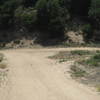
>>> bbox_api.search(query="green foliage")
[71,64,86,77]
[89,0,100,28]
[36,0,70,37]
[0,0,21,29]
[71,50,92,56]
[0,0,99,40]
[15,7,37,30]
[35,0,48,25]
[82,24,92,39]
[80,53,100,67]
[22,0,38,7]
[71,0,91,16]
[48,0,70,34]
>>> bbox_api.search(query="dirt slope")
[0,47,100,100]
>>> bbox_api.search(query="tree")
[0,0,23,29]
[15,7,37,30]
[89,0,100,28]
[36,0,70,37]
[71,0,91,16]
[22,0,38,7]
[36,0,48,26]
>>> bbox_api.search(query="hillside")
[0,0,100,47]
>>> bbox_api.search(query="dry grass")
[0,63,7,69]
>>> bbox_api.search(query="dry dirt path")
[0,47,100,100]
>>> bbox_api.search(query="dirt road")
[0,48,100,100]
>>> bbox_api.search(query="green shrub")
[81,53,100,67]
[15,7,37,30]
[0,0,21,29]
[82,24,92,33]
[72,0,91,16]
[71,50,91,56]
[36,0,70,37]
[82,24,92,39]
[22,0,38,7]
[93,53,100,60]
[89,0,100,28]
[71,64,86,77]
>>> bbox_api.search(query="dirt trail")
[0,47,100,100]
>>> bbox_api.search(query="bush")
[36,0,70,37]
[82,24,92,39]
[22,0,38,7]
[71,50,92,56]
[71,64,86,77]
[0,0,21,29]
[80,53,100,67]
[15,7,37,30]
[71,0,91,16]
[89,0,100,28]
